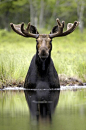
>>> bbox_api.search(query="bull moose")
[10,18,79,90]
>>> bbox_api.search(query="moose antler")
[49,18,79,38]
[10,22,39,38]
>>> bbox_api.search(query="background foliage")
[0,0,86,32]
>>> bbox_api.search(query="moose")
[10,18,79,90]
[10,18,79,119]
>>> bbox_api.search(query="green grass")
[52,35,86,81]
[0,29,86,87]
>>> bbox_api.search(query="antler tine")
[62,21,65,28]
[56,18,65,32]
[56,18,62,26]
[10,23,26,37]
[49,18,79,38]
[26,22,31,31]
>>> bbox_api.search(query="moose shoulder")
[10,18,79,89]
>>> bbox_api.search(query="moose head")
[10,18,79,62]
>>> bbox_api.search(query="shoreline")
[0,74,86,89]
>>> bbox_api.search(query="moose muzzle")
[38,47,49,60]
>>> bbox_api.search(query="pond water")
[0,86,86,130]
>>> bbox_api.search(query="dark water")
[0,87,86,130]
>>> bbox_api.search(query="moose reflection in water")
[24,88,60,120]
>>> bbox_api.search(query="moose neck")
[35,52,51,73]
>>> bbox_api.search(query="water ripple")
[0,86,86,91]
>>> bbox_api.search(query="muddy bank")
[0,74,86,89]
[59,74,85,86]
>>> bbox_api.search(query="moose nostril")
[42,50,46,55]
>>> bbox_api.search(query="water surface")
[0,86,86,130]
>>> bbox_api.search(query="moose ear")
[50,25,59,34]
[30,25,39,34]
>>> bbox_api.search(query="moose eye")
[36,40,39,44]
[50,40,52,44]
